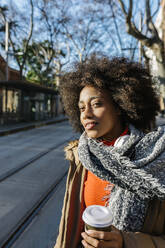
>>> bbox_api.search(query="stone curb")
[0,117,68,137]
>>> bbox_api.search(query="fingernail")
[81,240,85,246]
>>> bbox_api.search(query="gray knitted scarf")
[78,124,165,232]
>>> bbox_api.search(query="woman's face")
[79,86,123,140]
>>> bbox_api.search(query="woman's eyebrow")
[78,96,102,104]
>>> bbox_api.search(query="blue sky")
[1,0,22,9]
[0,0,162,71]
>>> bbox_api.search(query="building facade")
[0,56,62,124]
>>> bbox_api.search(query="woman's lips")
[85,122,98,130]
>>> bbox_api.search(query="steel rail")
[0,135,75,183]
[0,134,77,247]
[1,172,67,248]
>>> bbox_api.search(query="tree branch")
[117,0,162,49]
[22,0,34,70]
[145,0,159,37]
[151,0,161,19]
[117,0,127,16]
[63,24,82,61]
[109,0,123,53]
[128,0,133,21]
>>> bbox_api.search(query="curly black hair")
[59,55,160,133]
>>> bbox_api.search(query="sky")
[0,0,162,71]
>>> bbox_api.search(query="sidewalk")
[0,114,68,136]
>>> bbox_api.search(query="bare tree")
[59,1,106,63]
[36,0,71,85]
[117,0,165,79]
[0,0,34,79]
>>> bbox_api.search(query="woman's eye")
[79,106,85,112]
[92,102,102,107]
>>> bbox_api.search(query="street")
[0,120,79,248]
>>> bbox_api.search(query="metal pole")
[139,12,142,64]
[5,21,9,81]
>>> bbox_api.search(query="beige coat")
[55,140,165,248]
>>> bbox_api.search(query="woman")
[55,55,165,248]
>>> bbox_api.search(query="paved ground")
[0,114,68,136]
[0,120,79,248]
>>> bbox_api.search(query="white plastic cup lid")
[82,205,113,228]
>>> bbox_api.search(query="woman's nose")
[83,106,93,119]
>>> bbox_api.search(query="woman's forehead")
[79,86,104,101]
[80,85,110,97]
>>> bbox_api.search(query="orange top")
[84,127,128,207]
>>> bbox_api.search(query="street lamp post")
[5,21,9,81]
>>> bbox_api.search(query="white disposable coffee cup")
[82,205,113,232]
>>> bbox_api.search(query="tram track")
[1,172,67,248]
[0,135,76,248]
[0,135,75,183]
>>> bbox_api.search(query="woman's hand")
[81,226,123,248]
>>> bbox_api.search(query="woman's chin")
[85,130,100,139]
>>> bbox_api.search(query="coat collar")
[64,140,80,165]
